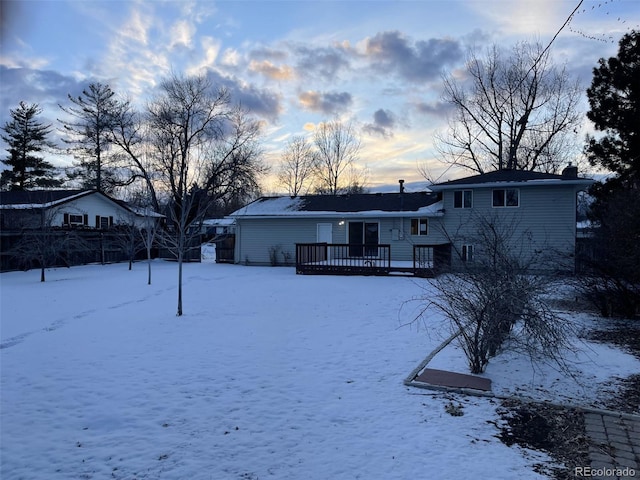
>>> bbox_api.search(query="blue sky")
[1,0,639,191]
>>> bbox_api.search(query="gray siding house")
[230,167,594,273]
[428,167,594,271]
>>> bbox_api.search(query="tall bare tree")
[276,135,316,196]
[437,42,582,174]
[312,119,362,195]
[108,97,161,212]
[200,104,266,212]
[147,73,230,316]
[59,82,123,192]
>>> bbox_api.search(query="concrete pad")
[415,368,492,392]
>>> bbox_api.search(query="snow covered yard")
[0,259,636,479]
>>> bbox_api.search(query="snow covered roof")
[0,189,164,218]
[0,190,92,209]
[429,169,594,191]
[230,192,444,218]
[202,217,236,226]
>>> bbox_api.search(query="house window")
[96,216,113,229]
[462,244,474,262]
[454,190,473,208]
[411,218,429,236]
[68,214,84,226]
[492,189,519,207]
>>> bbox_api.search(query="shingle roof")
[433,170,564,186]
[232,192,442,217]
[0,190,89,206]
[429,169,594,190]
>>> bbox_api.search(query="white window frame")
[410,218,429,236]
[453,190,473,209]
[68,214,84,226]
[461,244,474,262]
[492,188,520,208]
[97,216,112,229]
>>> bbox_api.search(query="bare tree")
[437,42,582,174]
[108,98,162,212]
[147,73,230,316]
[312,119,362,195]
[276,135,316,196]
[200,104,266,211]
[139,207,160,286]
[9,205,82,282]
[411,214,573,374]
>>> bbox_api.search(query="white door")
[317,223,332,260]
[317,223,332,243]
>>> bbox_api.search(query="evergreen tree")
[585,30,640,188]
[1,102,62,190]
[582,30,640,318]
[59,82,121,192]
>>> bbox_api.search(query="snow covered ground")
[1,254,637,479]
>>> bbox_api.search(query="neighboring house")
[0,189,162,230]
[230,166,594,274]
[201,217,236,237]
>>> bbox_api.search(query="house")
[230,188,447,273]
[0,190,165,271]
[230,166,594,275]
[0,189,162,230]
[428,166,595,272]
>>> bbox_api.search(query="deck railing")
[295,242,451,277]
[296,243,391,275]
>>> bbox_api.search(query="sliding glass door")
[348,221,379,257]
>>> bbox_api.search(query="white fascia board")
[429,178,595,191]
[232,210,445,220]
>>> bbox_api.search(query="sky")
[1,0,639,192]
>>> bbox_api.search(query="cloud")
[169,20,195,50]
[363,31,462,82]
[0,66,86,110]
[249,60,294,81]
[298,90,352,115]
[363,108,397,138]
[203,70,282,121]
[294,44,351,80]
[414,100,452,118]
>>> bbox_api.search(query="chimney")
[399,179,405,193]
[561,163,578,179]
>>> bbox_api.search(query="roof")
[0,189,89,206]
[0,190,94,209]
[231,192,443,218]
[429,169,594,190]
[0,189,164,217]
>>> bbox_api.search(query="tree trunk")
[177,251,183,316]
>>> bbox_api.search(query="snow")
[230,196,444,218]
[1,257,637,479]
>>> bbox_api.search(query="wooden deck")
[295,243,451,277]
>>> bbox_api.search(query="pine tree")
[1,102,62,190]
[59,82,121,192]
[582,30,640,318]
[585,30,640,188]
